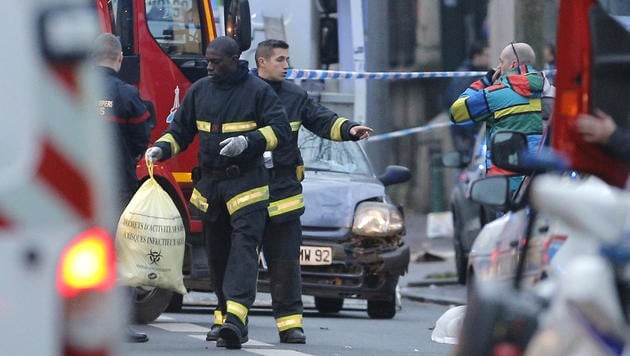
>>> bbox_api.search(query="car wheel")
[367,297,396,319]
[314,297,344,314]
[164,292,183,313]
[452,209,468,285]
[466,269,477,304]
[453,237,467,285]
[133,287,173,324]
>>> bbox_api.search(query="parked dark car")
[136,129,411,322]
[257,128,412,319]
[442,126,497,284]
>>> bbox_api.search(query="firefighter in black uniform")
[93,33,152,343]
[145,36,290,350]
[254,39,372,344]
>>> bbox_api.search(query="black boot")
[218,314,248,349]
[205,323,221,341]
[279,327,306,344]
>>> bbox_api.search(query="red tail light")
[56,227,116,298]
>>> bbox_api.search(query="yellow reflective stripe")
[197,121,211,132]
[190,188,209,212]
[156,133,181,155]
[494,98,542,120]
[290,121,302,132]
[213,310,224,325]
[330,117,348,141]
[226,186,269,215]
[222,121,257,133]
[296,165,304,182]
[450,97,471,123]
[226,301,248,325]
[200,0,214,39]
[172,172,192,183]
[258,126,279,150]
[276,314,303,331]
[268,194,304,217]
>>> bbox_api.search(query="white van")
[0,2,121,355]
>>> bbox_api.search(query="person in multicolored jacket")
[449,42,545,190]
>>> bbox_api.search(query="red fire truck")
[552,0,630,187]
[96,0,252,323]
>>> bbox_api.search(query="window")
[145,0,203,55]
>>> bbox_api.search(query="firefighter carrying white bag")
[116,159,187,294]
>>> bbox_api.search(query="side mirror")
[469,176,511,208]
[378,165,411,186]
[224,0,252,52]
[441,151,471,169]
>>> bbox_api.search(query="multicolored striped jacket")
[449,64,544,174]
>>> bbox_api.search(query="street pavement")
[399,211,467,306]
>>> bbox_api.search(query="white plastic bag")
[115,160,187,294]
[431,305,466,344]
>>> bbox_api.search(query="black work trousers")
[262,218,303,319]
[204,208,266,317]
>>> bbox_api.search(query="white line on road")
[149,322,209,333]
[247,349,313,356]
[188,334,273,347]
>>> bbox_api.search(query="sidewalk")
[398,212,467,306]
[399,252,467,306]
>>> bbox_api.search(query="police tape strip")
[285,68,555,141]
[286,69,486,80]
[286,68,556,80]
[368,121,452,142]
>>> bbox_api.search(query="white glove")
[219,135,248,157]
[145,146,163,163]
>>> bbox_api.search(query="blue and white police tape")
[286,68,486,80]
[286,68,556,80]
[368,122,452,142]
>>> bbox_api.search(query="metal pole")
[364,0,391,172]
[514,0,546,68]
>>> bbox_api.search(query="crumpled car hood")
[300,171,386,228]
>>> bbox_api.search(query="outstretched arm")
[349,125,373,140]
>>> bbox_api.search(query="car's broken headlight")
[352,201,404,237]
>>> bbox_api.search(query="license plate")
[299,246,332,266]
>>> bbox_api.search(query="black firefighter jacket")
[96,66,151,201]
[261,78,361,223]
[154,61,290,218]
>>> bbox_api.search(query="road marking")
[149,322,208,333]
[247,349,312,356]
[188,334,273,346]
[148,320,310,353]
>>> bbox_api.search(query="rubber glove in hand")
[219,135,248,157]
[145,146,163,163]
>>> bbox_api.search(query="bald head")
[206,36,241,58]
[205,36,242,82]
[501,42,536,66]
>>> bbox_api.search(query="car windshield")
[298,127,373,175]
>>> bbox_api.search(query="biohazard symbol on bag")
[147,249,163,264]
[115,159,187,294]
